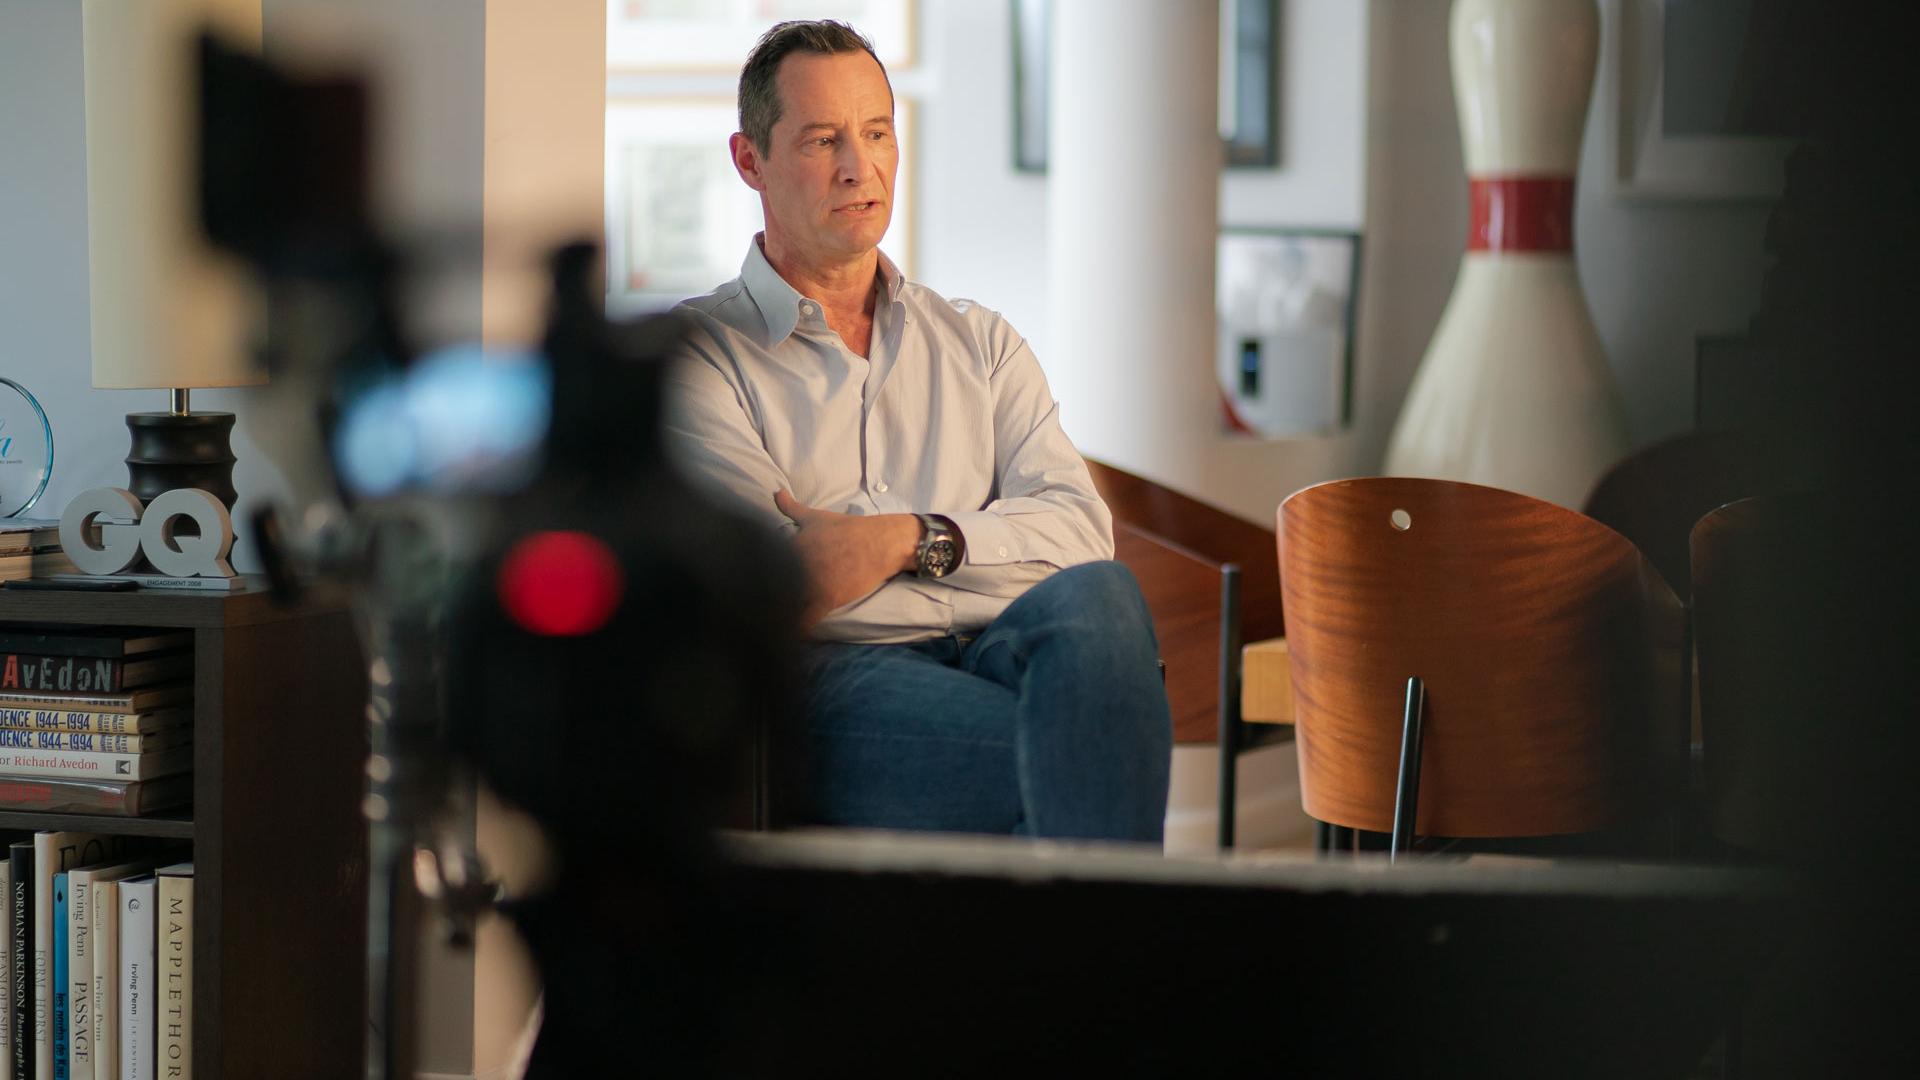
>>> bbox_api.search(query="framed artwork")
[1012,0,1279,173]
[605,98,914,312]
[1215,229,1360,439]
[607,0,914,73]
[1611,0,1795,200]
[1220,0,1281,167]
[1010,0,1047,172]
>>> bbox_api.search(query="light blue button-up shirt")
[665,239,1114,644]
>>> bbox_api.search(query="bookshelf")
[0,583,368,1078]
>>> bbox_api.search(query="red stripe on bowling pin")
[1468,176,1575,253]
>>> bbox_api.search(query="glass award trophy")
[0,377,53,517]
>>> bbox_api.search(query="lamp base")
[126,411,238,508]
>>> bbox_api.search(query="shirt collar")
[738,235,906,347]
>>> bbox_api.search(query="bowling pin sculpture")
[1383,0,1626,508]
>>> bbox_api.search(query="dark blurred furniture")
[1690,491,1920,857]
[1084,458,1287,848]
[1279,478,1687,850]
[567,829,1780,1079]
[1581,428,1810,598]
[1690,491,1920,1078]
[1583,428,1834,858]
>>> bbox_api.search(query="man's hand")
[775,490,922,625]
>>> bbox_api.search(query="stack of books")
[0,522,72,584]
[0,831,192,1080]
[0,629,193,817]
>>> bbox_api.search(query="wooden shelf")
[0,807,194,838]
[0,585,368,1078]
[0,577,326,629]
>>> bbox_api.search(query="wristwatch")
[913,514,962,579]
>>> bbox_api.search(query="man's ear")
[730,132,768,193]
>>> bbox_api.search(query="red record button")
[496,530,625,637]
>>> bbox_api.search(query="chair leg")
[1390,676,1428,862]
[1218,707,1239,850]
[1217,564,1244,851]
[751,712,772,832]
[1329,825,1354,854]
[1724,999,1744,1080]
[1314,819,1333,853]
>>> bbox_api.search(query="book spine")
[0,779,190,819]
[153,879,187,1080]
[32,838,48,1080]
[0,635,181,662]
[0,712,188,737]
[116,883,153,1080]
[36,836,109,1080]
[49,877,62,1080]
[0,751,189,784]
[0,660,123,698]
[0,702,136,719]
[0,859,10,1065]
[10,843,27,1080]
[0,645,116,663]
[87,886,114,1080]
[65,875,89,1080]
[0,733,183,757]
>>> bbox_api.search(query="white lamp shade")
[84,0,266,390]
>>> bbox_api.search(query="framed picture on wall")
[605,97,915,312]
[607,0,914,73]
[1012,0,1279,173]
[1215,228,1360,439]
[1610,0,1795,200]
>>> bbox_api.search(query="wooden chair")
[1278,477,1687,852]
[1690,491,1920,858]
[1581,428,1813,598]
[1085,459,1287,848]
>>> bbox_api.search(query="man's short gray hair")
[738,20,892,154]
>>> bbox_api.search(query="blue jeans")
[797,561,1173,842]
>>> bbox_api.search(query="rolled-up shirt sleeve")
[940,316,1113,598]
[661,327,795,535]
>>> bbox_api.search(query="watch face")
[922,536,957,577]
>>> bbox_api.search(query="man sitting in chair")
[664,20,1171,841]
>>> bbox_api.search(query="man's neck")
[760,234,880,321]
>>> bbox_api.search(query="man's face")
[732,50,897,267]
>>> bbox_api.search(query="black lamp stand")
[125,388,239,509]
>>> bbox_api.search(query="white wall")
[1577,167,1774,444]
[919,0,1365,370]
[917,0,1768,525]
[0,0,123,525]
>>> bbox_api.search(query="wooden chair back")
[1691,491,1920,856]
[1087,459,1284,745]
[1581,428,1811,597]
[1278,477,1686,837]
